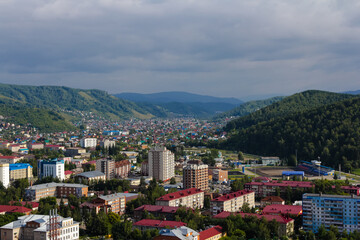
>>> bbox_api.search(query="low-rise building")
[156,188,204,209]
[75,171,106,183]
[260,196,285,207]
[25,183,88,201]
[263,204,302,217]
[0,214,79,240]
[199,225,225,240]
[65,147,86,158]
[26,143,44,150]
[9,163,33,181]
[210,190,255,215]
[134,205,186,220]
[0,205,32,215]
[0,156,23,164]
[133,219,186,231]
[154,226,199,240]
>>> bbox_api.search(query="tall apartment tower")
[0,163,9,188]
[38,159,65,181]
[183,164,208,191]
[96,159,115,180]
[148,146,175,181]
[303,193,360,233]
[80,138,97,148]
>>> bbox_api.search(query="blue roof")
[282,171,304,176]
[10,163,32,171]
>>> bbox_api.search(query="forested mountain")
[213,96,285,120]
[225,90,355,131]
[224,96,360,171]
[0,83,166,120]
[0,100,75,132]
[114,91,243,104]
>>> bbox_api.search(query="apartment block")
[25,182,88,201]
[0,163,9,188]
[9,163,33,181]
[156,188,204,209]
[148,146,175,181]
[80,138,97,148]
[183,164,208,191]
[100,139,116,149]
[303,193,360,233]
[96,158,115,180]
[0,214,79,240]
[114,160,131,178]
[38,159,65,181]
[26,143,44,150]
[212,169,228,182]
[210,190,255,215]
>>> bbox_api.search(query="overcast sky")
[0,0,360,100]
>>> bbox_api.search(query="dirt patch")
[251,167,296,178]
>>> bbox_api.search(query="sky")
[0,0,360,100]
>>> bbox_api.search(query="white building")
[38,159,65,181]
[0,163,9,188]
[148,146,175,181]
[0,214,79,240]
[80,138,97,148]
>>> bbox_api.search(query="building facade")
[0,163,9,188]
[100,139,116,149]
[38,159,65,181]
[9,163,33,181]
[210,190,255,215]
[114,160,131,178]
[183,164,208,191]
[80,138,97,148]
[303,193,360,233]
[156,188,204,209]
[25,183,88,201]
[96,159,115,180]
[148,146,175,181]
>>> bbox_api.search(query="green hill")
[225,90,355,131]
[214,96,285,120]
[0,83,166,120]
[0,100,75,132]
[224,96,360,171]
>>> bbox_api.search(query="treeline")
[225,90,354,131]
[224,96,360,171]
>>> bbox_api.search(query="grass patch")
[352,168,360,176]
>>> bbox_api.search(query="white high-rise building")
[0,163,9,188]
[38,159,65,181]
[148,146,175,181]
[80,138,97,148]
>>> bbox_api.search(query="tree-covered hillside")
[224,97,360,171]
[214,96,285,120]
[0,84,166,120]
[225,90,355,131]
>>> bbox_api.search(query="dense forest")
[224,90,355,131]
[214,96,284,120]
[223,96,360,171]
[0,83,167,120]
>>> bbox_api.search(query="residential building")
[65,147,86,158]
[154,226,199,240]
[96,159,115,180]
[244,180,314,198]
[183,164,208,191]
[263,204,302,217]
[0,156,22,164]
[0,214,79,240]
[38,159,65,181]
[134,205,186,220]
[133,219,186,231]
[114,160,131,178]
[44,144,65,151]
[9,163,33,181]
[156,188,204,209]
[25,182,88,201]
[199,225,225,240]
[26,143,44,150]
[214,211,294,237]
[148,146,175,181]
[0,205,32,215]
[212,169,228,183]
[99,139,116,149]
[0,163,9,188]
[80,138,97,148]
[141,161,149,176]
[260,196,285,207]
[303,193,360,233]
[8,201,39,211]
[210,190,255,215]
[75,171,106,183]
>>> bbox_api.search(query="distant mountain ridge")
[343,90,360,95]
[114,91,243,104]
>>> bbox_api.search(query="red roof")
[213,211,294,224]
[135,205,182,214]
[246,180,313,188]
[0,205,32,214]
[133,219,186,228]
[156,188,203,201]
[261,196,285,202]
[64,170,74,175]
[199,226,223,240]
[83,160,96,165]
[9,201,39,209]
[0,156,17,159]
[212,190,254,202]
[263,204,302,216]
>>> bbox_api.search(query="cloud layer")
[0,0,360,99]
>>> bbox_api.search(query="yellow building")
[9,163,33,181]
